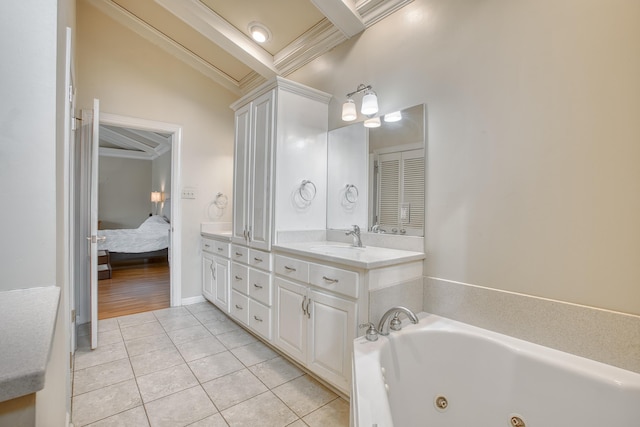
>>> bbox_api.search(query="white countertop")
[273,241,425,269]
[201,231,232,241]
[0,286,60,402]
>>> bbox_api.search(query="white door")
[273,278,307,363]
[201,252,214,301]
[248,91,274,251]
[81,99,100,349]
[213,257,229,312]
[307,289,355,392]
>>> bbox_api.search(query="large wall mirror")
[327,104,425,237]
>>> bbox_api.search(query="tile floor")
[72,301,350,427]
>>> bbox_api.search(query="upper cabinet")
[231,77,331,250]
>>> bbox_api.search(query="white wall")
[290,0,640,316]
[99,156,152,228]
[76,0,237,300]
[0,1,57,290]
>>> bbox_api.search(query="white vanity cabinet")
[273,254,358,394]
[201,236,230,312]
[230,244,273,340]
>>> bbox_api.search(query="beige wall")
[99,156,152,228]
[76,0,237,300]
[290,0,640,316]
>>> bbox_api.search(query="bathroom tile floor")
[72,301,350,427]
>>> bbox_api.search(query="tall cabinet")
[229,76,331,359]
[231,77,331,251]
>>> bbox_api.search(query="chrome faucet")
[377,306,419,336]
[345,224,363,247]
[371,224,386,233]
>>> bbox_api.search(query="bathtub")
[352,313,640,427]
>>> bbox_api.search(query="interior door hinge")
[68,85,74,103]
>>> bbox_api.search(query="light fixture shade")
[364,117,381,128]
[384,111,402,122]
[361,91,378,116]
[342,99,357,121]
[151,191,162,203]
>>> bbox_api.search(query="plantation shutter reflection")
[376,149,424,235]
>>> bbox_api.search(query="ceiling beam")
[100,126,157,154]
[310,0,365,38]
[99,147,153,160]
[155,0,279,79]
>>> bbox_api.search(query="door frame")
[98,112,183,307]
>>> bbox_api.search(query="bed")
[98,215,170,264]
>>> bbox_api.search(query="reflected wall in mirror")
[327,104,425,237]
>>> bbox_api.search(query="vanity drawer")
[248,248,272,272]
[230,290,249,325]
[202,238,229,257]
[231,262,249,294]
[309,263,359,299]
[231,244,249,264]
[274,255,309,283]
[249,299,272,340]
[249,268,272,306]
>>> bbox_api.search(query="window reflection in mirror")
[326,104,425,237]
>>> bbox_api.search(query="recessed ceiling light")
[248,21,271,43]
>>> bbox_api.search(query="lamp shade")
[364,117,381,128]
[384,111,402,122]
[151,191,162,203]
[342,99,357,121]
[361,91,378,116]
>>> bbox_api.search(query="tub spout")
[377,306,419,336]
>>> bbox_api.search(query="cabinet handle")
[253,315,263,322]
[235,304,243,310]
[217,247,224,252]
[247,226,252,242]
[234,275,243,280]
[235,252,243,257]
[306,299,311,319]
[253,283,263,289]
[322,276,339,284]
[301,296,307,315]
[284,265,297,272]
[253,257,263,263]
[210,264,216,280]
[204,244,211,248]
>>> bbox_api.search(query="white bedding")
[98,215,170,253]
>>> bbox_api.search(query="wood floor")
[98,261,170,319]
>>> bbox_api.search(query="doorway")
[99,112,182,312]
[75,112,182,332]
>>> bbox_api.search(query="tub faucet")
[377,306,419,336]
[346,224,363,247]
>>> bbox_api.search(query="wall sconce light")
[342,84,378,121]
[151,191,165,214]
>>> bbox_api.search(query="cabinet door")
[273,277,307,363]
[248,90,274,251]
[213,256,230,313]
[201,252,214,302]
[307,289,356,393]
[232,103,251,244]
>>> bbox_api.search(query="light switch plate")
[181,187,197,199]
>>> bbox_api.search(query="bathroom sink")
[308,244,366,256]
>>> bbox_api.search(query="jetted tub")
[352,313,640,427]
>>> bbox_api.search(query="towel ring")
[345,184,359,204]
[299,180,316,202]
[214,192,228,209]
